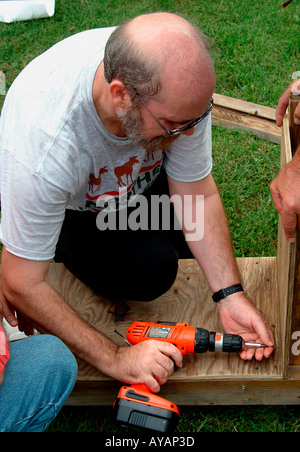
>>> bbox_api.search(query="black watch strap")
[212,284,243,302]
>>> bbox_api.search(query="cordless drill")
[113,320,262,432]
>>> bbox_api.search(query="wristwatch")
[212,283,243,302]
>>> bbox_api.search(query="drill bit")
[244,342,280,349]
[114,329,132,346]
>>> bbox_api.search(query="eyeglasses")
[132,88,213,137]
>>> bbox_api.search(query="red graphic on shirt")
[114,156,139,187]
[88,166,108,193]
[85,158,162,203]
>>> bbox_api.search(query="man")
[271,78,300,243]
[0,304,77,432]
[0,12,274,394]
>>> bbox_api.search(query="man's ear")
[109,80,132,111]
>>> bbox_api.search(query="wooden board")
[287,94,300,366]
[46,257,283,388]
[289,93,300,152]
[276,115,296,372]
[67,368,300,406]
[212,93,281,144]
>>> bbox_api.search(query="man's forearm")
[3,277,119,378]
[169,173,241,293]
[187,191,241,292]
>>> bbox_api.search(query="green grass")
[212,127,280,257]
[1,0,300,433]
[47,404,300,433]
[1,0,300,108]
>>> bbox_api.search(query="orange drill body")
[127,321,197,355]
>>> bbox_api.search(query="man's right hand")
[113,340,183,393]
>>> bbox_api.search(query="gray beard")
[116,108,179,154]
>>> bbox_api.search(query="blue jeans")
[0,334,78,432]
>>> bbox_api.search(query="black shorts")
[54,169,192,301]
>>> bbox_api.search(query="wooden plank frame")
[287,93,300,367]
[211,93,281,144]
[37,93,300,405]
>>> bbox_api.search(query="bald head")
[125,12,205,47]
[104,12,215,104]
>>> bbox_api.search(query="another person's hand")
[271,79,300,242]
[275,79,300,126]
[270,150,300,242]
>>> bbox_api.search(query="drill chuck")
[208,331,243,353]
[194,328,243,353]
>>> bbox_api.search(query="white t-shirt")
[0,27,212,261]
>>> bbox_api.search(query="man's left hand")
[217,292,275,360]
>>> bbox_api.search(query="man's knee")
[135,249,179,301]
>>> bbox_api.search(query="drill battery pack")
[113,385,180,432]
